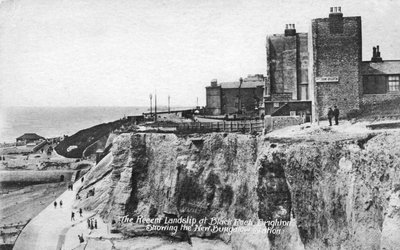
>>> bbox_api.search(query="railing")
[148,120,264,134]
[0,142,26,148]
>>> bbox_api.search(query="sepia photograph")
[1,0,400,249]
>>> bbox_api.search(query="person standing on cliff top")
[333,106,340,125]
[54,201,57,209]
[327,108,334,126]
[60,200,63,208]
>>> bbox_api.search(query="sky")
[0,0,399,107]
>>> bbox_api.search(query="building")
[265,7,400,121]
[310,7,362,119]
[265,24,311,120]
[16,133,45,144]
[205,74,265,116]
[361,47,400,105]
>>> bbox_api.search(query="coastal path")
[13,179,89,250]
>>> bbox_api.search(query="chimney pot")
[293,24,295,29]
[284,23,296,36]
[338,6,341,12]
[330,7,333,13]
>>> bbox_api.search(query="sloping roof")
[362,61,400,75]
[16,133,45,140]
[219,81,264,89]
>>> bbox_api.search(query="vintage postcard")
[1,0,400,249]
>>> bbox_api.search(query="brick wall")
[264,115,304,133]
[362,94,400,105]
[312,15,362,119]
[267,34,297,98]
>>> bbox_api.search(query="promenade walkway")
[13,179,92,250]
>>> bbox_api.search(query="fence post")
[250,122,252,133]
[230,122,233,132]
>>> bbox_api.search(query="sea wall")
[75,131,400,249]
[0,170,74,187]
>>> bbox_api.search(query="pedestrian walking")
[327,108,334,126]
[333,106,340,125]
[79,208,83,217]
[94,219,97,229]
[87,219,90,229]
[81,177,84,183]
[54,201,57,209]
[90,219,94,230]
[60,200,63,208]
[71,212,75,221]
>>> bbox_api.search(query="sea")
[0,106,151,143]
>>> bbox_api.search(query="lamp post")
[238,77,243,114]
[149,94,153,116]
[154,92,157,122]
[168,95,170,113]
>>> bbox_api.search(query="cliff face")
[76,131,400,250]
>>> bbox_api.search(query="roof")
[16,133,45,140]
[219,81,264,89]
[362,60,400,75]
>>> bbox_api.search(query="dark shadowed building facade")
[265,24,311,120]
[205,75,264,115]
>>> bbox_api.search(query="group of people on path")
[87,218,98,230]
[71,208,84,221]
[327,106,340,126]
[54,200,63,208]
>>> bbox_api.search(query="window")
[388,76,400,92]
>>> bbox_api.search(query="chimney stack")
[371,46,383,62]
[284,23,296,36]
[329,6,343,33]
